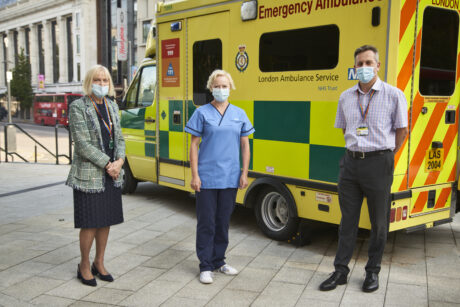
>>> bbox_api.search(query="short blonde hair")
[206,69,236,92]
[82,65,115,97]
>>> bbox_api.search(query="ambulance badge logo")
[235,45,249,72]
[167,63,175,76]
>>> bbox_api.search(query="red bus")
[33,93,82,126]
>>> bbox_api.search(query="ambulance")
[120,0,460,241]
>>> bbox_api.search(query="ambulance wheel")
[122,162,137,194]
[255,186,299,241]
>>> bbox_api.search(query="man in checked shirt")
[319,45,408,293]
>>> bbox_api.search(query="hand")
[191,175,201,192]
[239,174,248,190]
[106,159,123,180]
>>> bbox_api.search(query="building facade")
[0,0,98,96]
[0,0,138,114]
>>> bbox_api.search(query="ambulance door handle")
[173,110,181,124]
[146,117,155,123]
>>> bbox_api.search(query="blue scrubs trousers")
[196,188,237,272]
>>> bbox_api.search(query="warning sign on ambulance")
[161,39,180,87]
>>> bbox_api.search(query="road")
[0,121,71,164]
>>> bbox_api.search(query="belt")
[347,149,392,159]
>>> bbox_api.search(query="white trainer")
[199,271,213,284]
[218,264,238,275]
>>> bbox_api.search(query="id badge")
[109,140,114,149]
[356,126,369,136]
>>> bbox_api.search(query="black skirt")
[73,101,124,229]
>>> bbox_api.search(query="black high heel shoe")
[77,264,97,287]
[91,263,114,282]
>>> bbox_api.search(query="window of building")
[259,25,339,72]
[37,24,45,75]
[51,21,59,83]
[76,34,80,55]
[25,28,30,60]
[13,30,18,66]
[77,62,81,81]
[142,20,151,44]
[66,17,73,82]
[419,7,459,96]
[75,12,80,28]
[193,39,222,106]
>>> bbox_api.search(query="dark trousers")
[196,188,237,272]
[334,151,394,275]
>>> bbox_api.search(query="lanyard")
[357,89,376,121]
[89,96,112,136]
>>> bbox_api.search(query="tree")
[10,48,33,119]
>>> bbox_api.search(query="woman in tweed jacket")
[66,65,125,287]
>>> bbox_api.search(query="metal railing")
[1,123,72,164]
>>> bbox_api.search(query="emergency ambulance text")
[259,0,382,19]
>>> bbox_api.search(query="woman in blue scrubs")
[185,69,254,284]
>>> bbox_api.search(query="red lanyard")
[357,89,376,121]
[89,96,112,136]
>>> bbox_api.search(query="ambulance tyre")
[122,162,138,194]
[255,186,299,241]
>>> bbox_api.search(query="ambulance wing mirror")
[241,0,257,21]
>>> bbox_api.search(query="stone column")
[6,30,15,72]
[43,20,53,84]
[57,16,68,83]
[17,27,25,55]
[80,0,98,75]
[29,24,39,86]
[0,34,5,88]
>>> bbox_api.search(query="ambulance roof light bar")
[241,0,257,21]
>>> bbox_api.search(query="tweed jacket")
[66,96,125,193]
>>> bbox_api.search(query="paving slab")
[206,288,259,307]
[384,282,428,307]
[30,294,75,306]
[427,276,460,304]
[2,276,65,301]
[81,287,133,305]
[105,266,165,291]
[251,281,305,307]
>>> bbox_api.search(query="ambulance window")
[124,73,141,109]
[137,65,156,107]
[259,25,339,72]
[193,39,222,105]
[419,7,459,96]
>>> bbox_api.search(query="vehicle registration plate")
[425,148,443,172]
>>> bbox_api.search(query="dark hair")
[354,45,379,63]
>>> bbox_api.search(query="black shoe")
[91,263,114,282]
[77,264,97,287]
[362,272,379,292]
[319,271,347,291]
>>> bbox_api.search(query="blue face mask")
[212,88,230,103]
[92,84,109,98]
[356,67,375,84]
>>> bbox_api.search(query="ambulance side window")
[122,65,156,109]
[259,25,339,72]
[124,73,140,109]
[419,7,459,96]
[193,39,222,105]
[137,65,156,107]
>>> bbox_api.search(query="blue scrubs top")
[185,103,255,189]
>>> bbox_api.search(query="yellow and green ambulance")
[120,0,460,240]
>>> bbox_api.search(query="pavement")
[0,163,460,306]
